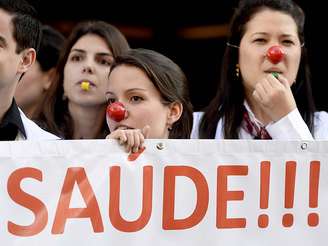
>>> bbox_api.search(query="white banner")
[0,140,327,245]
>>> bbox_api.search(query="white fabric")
[16,109,59,140]
[191,108,328,140]
[1,140,328,245]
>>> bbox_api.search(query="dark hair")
[199,0,315,138]
[109,48,193,139]
[37,25,66,72]
[0,0,41,53]
[39,21,130,139]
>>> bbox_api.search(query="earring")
[235,64,240,78]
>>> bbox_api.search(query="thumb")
[142,125,151,138]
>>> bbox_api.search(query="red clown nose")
[267,46,284,64]
[106,102,126,122]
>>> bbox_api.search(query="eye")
[70,54,82,62]
[282,40,295,46]
[106,98,116,104]
[130,96,143,103]
[97,57,112,66]
[254,38,267,44]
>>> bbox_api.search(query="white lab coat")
[16,109,59,140]
[191,108,328,140]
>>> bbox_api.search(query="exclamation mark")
[258,161,270,228]
[282,161,296,227]
[308,161,320,227]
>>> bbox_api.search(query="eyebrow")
[105,88,147,96]
[71,49,113,57]
[251,32,296,38]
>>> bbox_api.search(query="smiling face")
[106,65,173,139]
[239,9,302,93]
[63,34,113,107]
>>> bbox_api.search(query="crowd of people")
[1,0,327,150]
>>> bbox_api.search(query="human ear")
[18,48,36,74]
[167,101,183,128]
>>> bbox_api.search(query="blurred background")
[30,0,327,111]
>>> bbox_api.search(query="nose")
[82,65,93,74]
[266,45,284,64]
[106,102,126,122]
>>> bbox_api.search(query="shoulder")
[191,112,224,139]
[314,111,328,139]
[20,110,60,140]
[193,112,204,123]
[314,111,328,121]
[191,112,204,139]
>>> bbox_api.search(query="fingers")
[107,129,146,153]
[252,73,297,122]
[275,74,290,88]
[253,73,287,105]
[252,89,263,103]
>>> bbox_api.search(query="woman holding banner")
[192,0,328,139]
[105,48,193,153]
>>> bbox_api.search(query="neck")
[21,105,37,119]
[0,85,16,123]
[245,90,272,126]
[68,102,107,139]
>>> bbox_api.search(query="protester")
[106,48,193,152]
[192,0,328,139]
[39,21,130,139]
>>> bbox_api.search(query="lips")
[77,80,96,87]
[265,68,282,74]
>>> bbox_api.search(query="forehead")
[108,65,154,90]
[245,9,298,36]
[71,34,112,53]
[0,9,15,44]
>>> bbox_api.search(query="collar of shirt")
[0,100,26,140]
[243,101,270,129]
[242,101,272,139]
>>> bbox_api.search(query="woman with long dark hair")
[192,0,328,139]
[39,21,130,139]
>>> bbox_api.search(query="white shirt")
[191,107,328,140]
[16,109,59,140]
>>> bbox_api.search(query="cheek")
[63,66,75,93]
[239,49,263,88]
[130,106,158,130]
[63,63,77,83]
[106,116,116,132]
[288,53,301,83]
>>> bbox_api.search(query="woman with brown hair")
[39,21,130,139]
[106,48,193,153]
